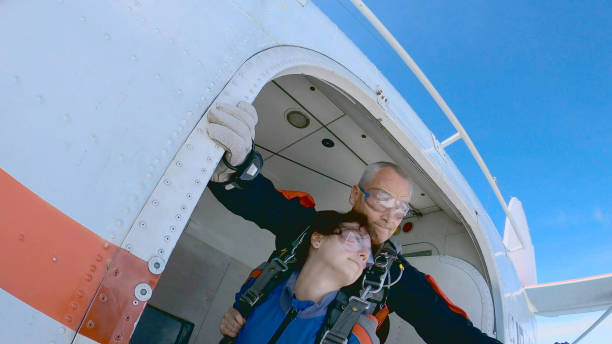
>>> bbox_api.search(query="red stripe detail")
[374,305,389,329]
[77,249,160,343]
[247,269,263,280]
[1,168,162,343]
[525,272,612,288]
[276,189,316,208]
[425,274,470,320]
[0,168,119,330]
[351,322,373,344]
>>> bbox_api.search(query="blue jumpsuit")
[234,272,374,344]
[210,175,503,343]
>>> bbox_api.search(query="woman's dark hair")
[293,210,368,268]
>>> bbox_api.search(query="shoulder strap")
[235,256,292,318]
[235,227,311,318]
[352,314,381,344]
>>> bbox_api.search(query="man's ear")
[349,185,360,206]
[310,232,323,248]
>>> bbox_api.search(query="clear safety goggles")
[360,187,410,221]
[336,223,371,253]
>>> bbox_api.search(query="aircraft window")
[130,304,194,344]
[402,242,439,257]
[403,249,433,258]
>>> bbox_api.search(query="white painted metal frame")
[572,306,612,344]
[125,45,379,270]
[139,45,507,340]
[349,0,525,250]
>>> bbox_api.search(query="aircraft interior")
[132,74,496,343]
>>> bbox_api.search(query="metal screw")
[135,283,152,301]
[148,256,165,274]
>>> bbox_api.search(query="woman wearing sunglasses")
[219,210,377,344]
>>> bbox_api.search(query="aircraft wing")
[524,273,612,317]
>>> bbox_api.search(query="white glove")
[207,101,258,183]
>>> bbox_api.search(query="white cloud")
[592,207,611,226]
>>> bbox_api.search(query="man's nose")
[380,208,392,222]
[358,248,369,261]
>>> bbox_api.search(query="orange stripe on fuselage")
[77,249,160,343]
[0,168,160,343]
[0,168,119,330]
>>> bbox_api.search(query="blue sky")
[313,1,611,342]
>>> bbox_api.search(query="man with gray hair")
[206,102,501,343]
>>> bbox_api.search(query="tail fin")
[503,197,537,286]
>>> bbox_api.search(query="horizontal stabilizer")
[524,273,612,317]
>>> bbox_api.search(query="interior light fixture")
[286,110,310,129]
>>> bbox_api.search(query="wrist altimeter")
[221,142,263,189]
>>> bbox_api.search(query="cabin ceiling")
[252,74,439,215]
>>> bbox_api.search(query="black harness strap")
[317,241,401,344]
[235,227,310,318]
[220,228,311,344]
[320,296,370,344]
[236,257,292,317]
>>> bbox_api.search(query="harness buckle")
[271,257,289,271]
[347,296,370,311]
[320,330,348,344]
[240,289,261,307]
[361,269,388,297]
